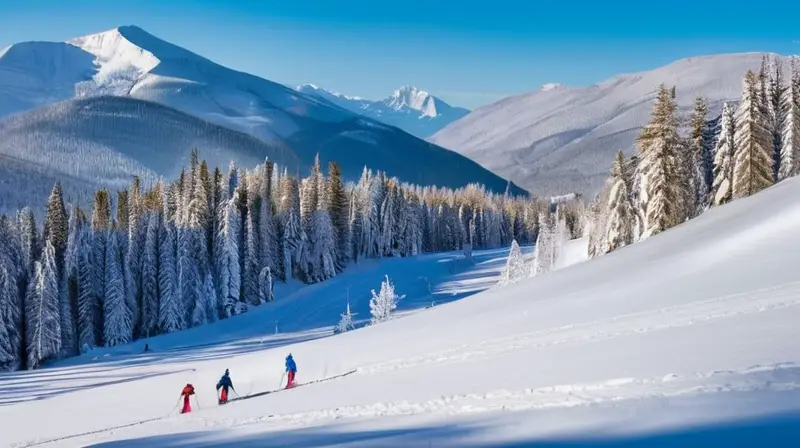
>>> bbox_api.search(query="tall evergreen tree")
[75,238,94,352]
[768,56,787,180]
[104,230,130,347]
[604,151,636,253]
[43,182,68,270]
[636,84,683,238]
[497,239,526,286]
[217,196,241,318]
[733,70,774,199]
[780,57,800,180]
[242,208,260,304]
[26,241,60,369]
[712,103,736,206]
[689,97,712,214]
[18,207,40,283]
[158,212,182,333]
[90,189,111,346]
[327,162,350,272]
[140,212,160,338]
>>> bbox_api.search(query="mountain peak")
[385,85,438,117]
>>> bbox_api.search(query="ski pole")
[279,371,286,389]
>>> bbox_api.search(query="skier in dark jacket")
[285,354,297,388]
[216,369,234,404]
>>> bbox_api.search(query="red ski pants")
[181,396,191,413]
[287,371,295,387]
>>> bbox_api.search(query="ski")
[227,369,357,403]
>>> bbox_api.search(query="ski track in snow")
[356,281,800,375]
[180,362,800,430]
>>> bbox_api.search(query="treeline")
[588,55,800,255]
[0,150,558,371]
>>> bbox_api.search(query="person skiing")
[216,368,234,404]
[180,383,195,414]
[285,353,297,389]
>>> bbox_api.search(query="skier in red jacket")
[180,383,195,414]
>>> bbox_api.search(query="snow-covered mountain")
[430,52,792,197]
[4,160,800,446]
[296,84,470,138]
[0,96,300,213]
[0,26,523,196]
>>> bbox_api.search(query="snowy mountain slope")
[296,84,470,138]
[0,26,522,195]
[4,174,800,445]
[0,95,301,213]
[431,52,792,197]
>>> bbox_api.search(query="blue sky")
[2,0,800,109]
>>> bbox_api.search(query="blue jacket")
[216,373,233,391]
[285,355,297,373]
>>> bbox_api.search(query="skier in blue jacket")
[285,354,297,388]
[216,369,234,404]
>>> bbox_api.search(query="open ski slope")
[4,179,800,446]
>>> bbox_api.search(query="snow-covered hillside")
[431,52,793,197]
[0,96,300,213]
[296,84,470,138]
[4,169,800,446]
[0,26,523,196]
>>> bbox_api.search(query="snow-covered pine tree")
[301,154,323,227]
[712,103,736,206]
[733,70,774,199]
[0,264,21,370]
[636,84,683,238]
[26,241,61,368]
[780,57,800,180]
[179,173,210,326]
[158,209,183,333]
[689,97,712,215]
[258,161,277,283]
[258,267,275,303]
[335,300,356,333]
[18,207,40,283]
[43,182,68,271]
[369,275,403,325]
[308,209,337,282]
[768,56,787,181]
[242,208,260,304]
[104,229,131,347]
[192,273,212,326]
[216,196,241,318]
[0,218,23,370]
[90,189,111,346]
[60,206,83,358]
[497,239,526,286]
[140,212,160,337]
[604,150,636,253]
[327,161,350,271]
[531,212,554,276]
[75,235,95,352]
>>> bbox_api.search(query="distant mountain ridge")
[295,84,470,138]
[430,52,793,197]
[0,25,525,200]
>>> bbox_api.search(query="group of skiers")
[180,353,298,414]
